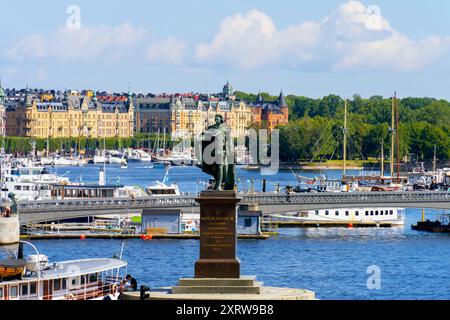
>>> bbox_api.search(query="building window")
[244,218,252,228]
[21,284,28,296]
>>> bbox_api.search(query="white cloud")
[5,23,148,62]
[147,37,187,64]
[195,1,450,71]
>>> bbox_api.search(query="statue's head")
[215,114,224,125]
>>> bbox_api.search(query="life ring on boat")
[187,220,193,225]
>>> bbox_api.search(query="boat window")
[89,273,98,283]
[10,286,18,299]
[0,287,3,300]
[375,211,379,215]
[81,275,86,285]
[54,279,61,291]
[30,282,37,295]
[365,211,369,216]
[325,210,329,216]
[15,185,22,190]
[370,211,374,216]
[244,218,252,228]
[335,211,339,216]
[385,210,389,215]
[315,210,319,215]
[62,278,67,290]
[21,284,28,296]
[345,211,349,216]
[390,210,394,215]
[380,211,383,215]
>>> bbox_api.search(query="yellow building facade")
[5,92,134,138]
[136,97,253,139]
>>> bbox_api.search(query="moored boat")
[0,242,128,300]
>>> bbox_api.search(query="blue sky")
[1,0,450,99]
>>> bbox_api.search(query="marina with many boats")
[1,143,450,300]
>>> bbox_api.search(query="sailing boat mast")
[380,139,384,177]
[390,94,395,179]
[395,92,400,184]
[343,99,348,178]
[433,144,437,172]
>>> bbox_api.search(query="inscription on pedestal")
[195,191,241,278]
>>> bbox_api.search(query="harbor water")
[3,163,450,299]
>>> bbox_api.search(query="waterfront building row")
[0,81,288,140]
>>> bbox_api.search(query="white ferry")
[0,243,128,300]
[268,207,405,226]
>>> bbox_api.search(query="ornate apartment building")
[135,82,253,139]
[135,98,253,139]
[5,91,134,138]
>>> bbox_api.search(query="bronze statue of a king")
[199,114,235,190]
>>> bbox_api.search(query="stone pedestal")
[194,191,241,279]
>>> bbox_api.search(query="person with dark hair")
[125,274,137,291]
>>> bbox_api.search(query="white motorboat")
[145,164,180,195]
[145,181,180,196]
[93,155,109,164]
[127,149,152,162]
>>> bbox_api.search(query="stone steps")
[172,276,263,294]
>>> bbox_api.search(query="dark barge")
[412,214,450,233]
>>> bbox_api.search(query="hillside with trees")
[236,92,450,163]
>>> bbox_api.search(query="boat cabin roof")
[0,258,127,285]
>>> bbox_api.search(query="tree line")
[235,91,450,163]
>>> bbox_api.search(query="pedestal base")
[195,258,240,279]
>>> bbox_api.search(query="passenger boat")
[266,207,405,227]
[0,243,128,300]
